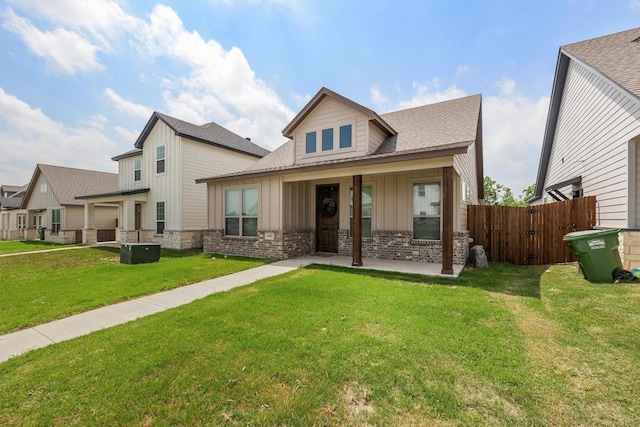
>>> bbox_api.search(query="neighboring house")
[20,164,118,244]
[0,184,28,240]
[78,112,270,249]
[196,87,484,274]
[529,27,640,269]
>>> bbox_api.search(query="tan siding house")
[79,112,269,249]
[198,88,484,274]
[530,27,640,269]
[18,164,118,244]
[0,184,28,240]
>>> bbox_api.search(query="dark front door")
[135,203,141,230]
[316,184,339,253]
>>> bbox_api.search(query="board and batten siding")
[544,58,640,228]
[24,173,60,211]
[453,142,479,231]
[293,97,369,165]
[140,121,183,231]
[181,138,259,231]
[118,155,145,192]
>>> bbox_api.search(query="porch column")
[82,202,97,245]
[441,166,454,275]
[352,174,363,266]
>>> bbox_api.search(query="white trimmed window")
[225,187,258,237]
[413,182,441,240]
[134,158,142,182]
[350,186,372,238]
[156,146,165,174]
[17,214,26,229]
[156,202,165,235]
[51,209,61,234]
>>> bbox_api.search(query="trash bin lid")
[562,228,621,241]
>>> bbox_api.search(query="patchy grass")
[2,261,637,425]
[0,240,79,255]
[0,247,270,334]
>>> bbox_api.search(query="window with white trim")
[17,214,26,229]
[51,209,61,234]
[156,146,165,174]
[413,182,441,240]
[156,202,165,235]
[134,158,141,182]
[350,186,372,238]
[225,187,258,237]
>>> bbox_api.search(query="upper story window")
[322,128,333,151]
[156,145,166,174]
[305,132,316,154]
[40,183,47,193]
[134,158,141,182]
[339,124,352,148]
[413,182,441,240]
[304,123,354,157]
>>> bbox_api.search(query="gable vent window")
[156,145,166,174]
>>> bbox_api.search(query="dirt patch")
[345,382,375,416]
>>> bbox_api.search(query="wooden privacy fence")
[468,196,597,265]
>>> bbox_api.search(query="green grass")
[1,262,638,426]
[0,247,270,334]
[0,240,79,254]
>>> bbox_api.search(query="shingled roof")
[197,93,483,184]
[128,112,270,159]
[562,27,640,99]
[0,196,23,209]
[21,164,118,208]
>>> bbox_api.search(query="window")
[156,145,165,174]
[305,132,316,154]
[51,209,61,234]
[350,186,372,238]
[322,128,333,151]
[134,158,141,182]
[40,183,47,193]
[156,202,165,235]
[340,124,352,148]
[18,215,26,229]
[225,187,258,237]
[413,182,441,240]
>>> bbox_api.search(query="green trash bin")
[38,227,46,240]
[563,229,622,283]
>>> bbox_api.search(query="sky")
[0,0,639,196]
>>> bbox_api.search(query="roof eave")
[196,143,471,184]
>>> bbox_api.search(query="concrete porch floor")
[274,253,464,278]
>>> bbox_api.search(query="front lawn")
[0,240,79,255]
[0,247,270,334]
[1,262,638,426]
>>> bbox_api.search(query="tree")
[483,177,533,206]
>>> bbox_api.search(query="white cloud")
[388,79,549,195]
[483,93,549,194]
[104,88,153,120]
[370,85,389,107]
[133,4,295,149]
[113,126,140,145]
[397,80,468,110]
[0,88,117,185]
[456,65,470,77]
[1,8,103,74]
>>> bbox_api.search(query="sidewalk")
[0,260,301,363]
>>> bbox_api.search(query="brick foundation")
[205,228,470,265]
[203,229,315,259]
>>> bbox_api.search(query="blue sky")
[1,0,639,195]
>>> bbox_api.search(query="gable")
[24,171,60,210]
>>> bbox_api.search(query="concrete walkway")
[0,254,461,363]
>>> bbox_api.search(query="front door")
[135,203,141,230]
[316,184,339,253]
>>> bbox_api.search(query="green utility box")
[563,229,622,283]
[120,243,161,265]
[38,227,46,240]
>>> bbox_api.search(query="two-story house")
[196,87,484,274]
[19,164,118,244]
[78,112,270,250]
[529,27,640,269]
